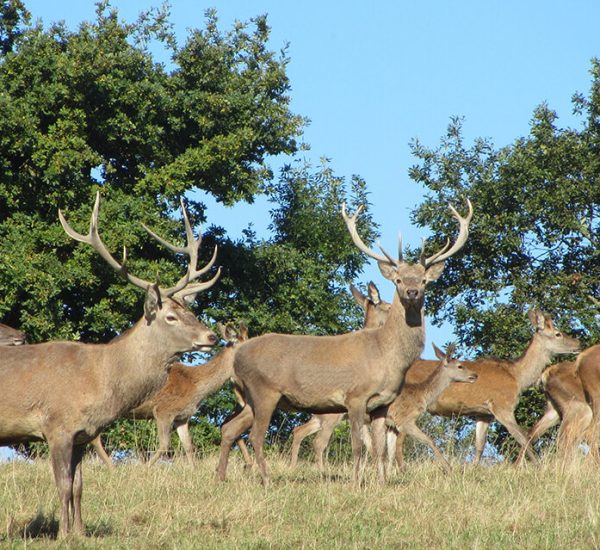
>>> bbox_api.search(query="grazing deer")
[91,322,249,467]
[392,309,580,464]
[0,322,26,346]
[519,344,600,463]
[289,282,390,469]
[384,343,478,473]
[216,199,472,485]
[0,192,220,537]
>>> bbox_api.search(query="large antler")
[420,198,473,268]
[142,198,220,301]
[341,203,400,266]
[59,192,220,300]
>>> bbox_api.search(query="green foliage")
[409,58,600,456]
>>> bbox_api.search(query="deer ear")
[425,262,445,282]
[527,308,545,331]
[377,261,396,281]
[367,281,381,304]
[144,283,162,323]
[432,342,445,361]
[238,321,249,341]
[350,284,367,310]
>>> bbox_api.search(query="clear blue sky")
[23,0,600,355]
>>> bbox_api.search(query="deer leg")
[312,413,344,470]
[557,403,592,461]
[248,391,280,487]
[90,435,114,469]
[490,405,539,463]
[71,444,86,535]
[290,416,322,469]
[148,416,173,466]
[515,401,560,465]
[175,422,195,464]
[402,421,451,473]
[49,436,76,537]
[473,420,490,465]
[386,429,398,473]
[216,405,254,481]
[394,431,407,471]
[370,410,388,483]
[346,401,368,483]
[236,437,253,468]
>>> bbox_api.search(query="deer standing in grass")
[91,322,249,467]
[390,309,580,465]
[216,199,473,485]
[0,192,220,537]
[0,323,26,346]
[384,343,477,473]
[289,282,390,469]
[517,344,600,463]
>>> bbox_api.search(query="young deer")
[384,343,477,473]
[393,309,580,464]
[289,282,390,469]
[216,199,472,485]
[518,344,600,463]
[91,322,249,467]
[0,192,220,536]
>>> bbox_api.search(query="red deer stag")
[384,343,477,473]
[0,322,26,346]
[518,344,600,463]
[216,199,472,485]
[91,322,249,467]
[392,309,580,465]
[0,192,220,537]
[289,282,390,469]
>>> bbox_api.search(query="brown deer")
[0,322,26,346]
[0,192,220,536]
[216,199,472,485]
[518,344,600,463]
[289,282,390,469]
[384,343,478,473]
[392,309,580,464]
[90,322,249,467]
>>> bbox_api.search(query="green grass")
[1,451,600,548]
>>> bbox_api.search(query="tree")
[408,59,600,458]
[0,1,305,342]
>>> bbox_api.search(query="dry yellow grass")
[1,451,600,548]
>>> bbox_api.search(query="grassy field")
[1,450,600,549]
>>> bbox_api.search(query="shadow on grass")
[2,510,114,541]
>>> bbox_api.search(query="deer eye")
[166,314,179,324]
[555,332,562,337]
[457,365,464,369]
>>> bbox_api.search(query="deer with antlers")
[216,199,472,485]
[90,322,249,467]
[0,192,220,537]
[390,309,580,465]
[289,282,389,469]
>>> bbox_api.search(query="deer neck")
[418,367,451,407]
[101,319,180,416]
[189,346,236,400]
[378,293,425,370]
[513,334,553,392]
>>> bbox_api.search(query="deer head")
[342,199,473,311]
[59,192,220,352]
[350,282,391,328]
[432,342,478,384]
[527,309,581,356]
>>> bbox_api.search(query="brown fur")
[0,323,26,346]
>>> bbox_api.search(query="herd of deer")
[0,191,597,537]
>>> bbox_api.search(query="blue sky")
[23,0,600,355]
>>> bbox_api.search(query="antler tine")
[423,198,473,268]
[172,265,222,301]
[341,203,393,265]
[398,233,404,262]
[378,242,398,266]
[58,192,154,291]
